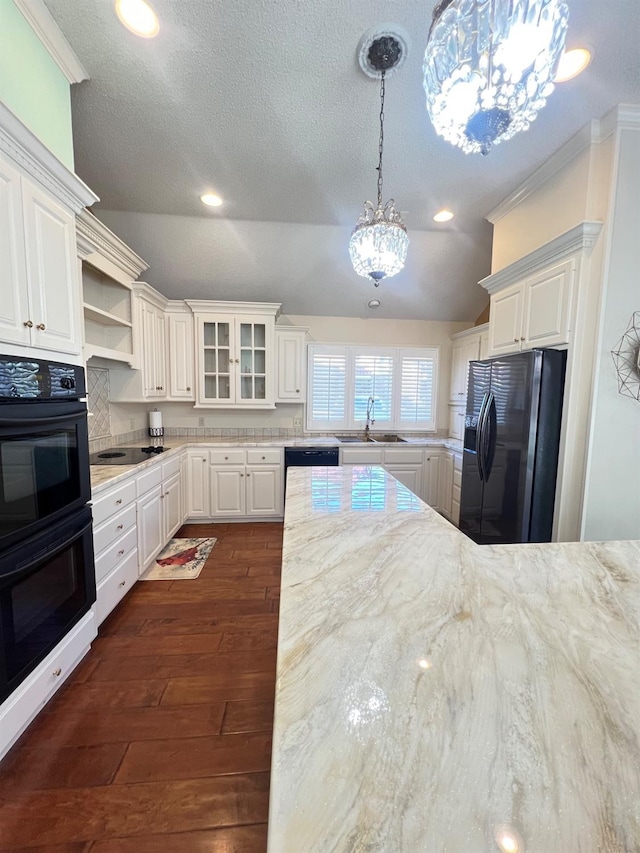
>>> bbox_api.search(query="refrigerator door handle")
[483,392,497,480]
[475,392,489,481]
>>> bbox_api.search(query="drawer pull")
[261,455,266,460]
[36,322,46,331]
[119,580,126,587]
[118,549,125,556]
[224,456,229,460]
[53,668,62,677]
[115,499,123,505]
[116,524,124,530]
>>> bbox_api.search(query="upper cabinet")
[77,210,148,367]
[485,259,575,357]
[0,104,97,362]
[448,324,488,440]
[275,326,308,403]
[187,302,280,409]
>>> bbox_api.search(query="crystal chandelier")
[423,0,570,155]
[349,36,409,286]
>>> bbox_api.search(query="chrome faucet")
[364,396,376,439]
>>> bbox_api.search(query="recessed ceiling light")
[201,193,223,208]
[115,0,159,38]
[555,48,592,82]
[433,209,454,223]
[367,299,381,309]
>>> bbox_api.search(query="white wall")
[108,314,470,437]
[581,126,640,540]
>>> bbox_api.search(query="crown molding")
[479,221,603,294]
[77,209,149,279]
[186,300,282,318]
[0,102,98,211]
[450,322,489,342]
[132,282,169,310]
[486,121,600,224]
[13,0,88,84]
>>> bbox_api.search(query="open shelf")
[83,303,132,327]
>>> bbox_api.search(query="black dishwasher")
[284,447,340,499]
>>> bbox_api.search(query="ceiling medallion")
[423,0,570,155]
[350,32,409,287]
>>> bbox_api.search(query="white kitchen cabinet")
[167,308,195,400]
[438,452,454,520]
[275,326,308,402]
[448,405,466,440]
[487,260,575,356]
[187,301,280,408]
[209,447,283,518]
[451,453,462,526]
[137,484,164,572]
[186,450,210,517]
[340,446,426,501]
[423,452,442,509]
[139,295,167,398]
[135,454,183,573]
[384,464,422,497]
[449,325,487,402]
[0,155,81,355]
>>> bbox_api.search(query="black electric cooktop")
[89,446,165,466]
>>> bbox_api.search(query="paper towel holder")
[148,407,164,447]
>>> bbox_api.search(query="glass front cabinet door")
[190,305,278,408]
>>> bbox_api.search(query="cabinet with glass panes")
[187,302,280,408]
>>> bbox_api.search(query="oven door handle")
[0,411,85,428]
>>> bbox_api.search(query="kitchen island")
[269,465,640,852]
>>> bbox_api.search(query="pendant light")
[423,0,570,155]
[349,34,409,286]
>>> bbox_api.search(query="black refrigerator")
[459,349,566,545]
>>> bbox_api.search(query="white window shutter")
[398,349,439,430]
[307,346,347,430]
[353,351,394,424]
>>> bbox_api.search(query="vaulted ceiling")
[46,0,640,320]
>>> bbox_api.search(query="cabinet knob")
[115,499,122,505]
[224,456,229,460]
[186,386,191,392]
[165,491,169,496]
[520,337,525,342]
[247,472,251,477]
[261,456,266,460]
[116,524,124,530]
[53,668,62,677]
[235,358,240,363]
[160,494,165,499]
[118,549,125,556]
[119,580,126,587]
[23,320,33,328]
[458,413,464,417]
[36,323,46,331]
[457,392,464,396]
[513,338,519,343]
[241,473,244,477]
[295,389,300,393]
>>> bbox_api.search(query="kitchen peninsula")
[269,465,640,852]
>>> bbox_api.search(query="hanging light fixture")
[423,0,570,155]
[349,34,409,286]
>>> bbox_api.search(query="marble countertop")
[89,436,463,494]
[268,465,640,852]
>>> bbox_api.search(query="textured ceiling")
[44,0,640,319]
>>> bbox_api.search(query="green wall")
[0,0,74,168]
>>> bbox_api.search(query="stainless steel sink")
[371,434,407,443]
[335,435,374,443]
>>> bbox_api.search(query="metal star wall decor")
[611,311,640,402]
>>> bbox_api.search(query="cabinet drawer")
[96,549,138,626]
[93,503,136,556]
[95,526,138,583]
[162,454,182,479]
[453,483,461,503]
[383,448,424,465]
[210,449,245,465]
[92,478,136,526]
[247,448,281,465]
[0,611,96,760]
[341,448,384,464]
[136,464,163,496]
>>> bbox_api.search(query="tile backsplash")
[87,368,111,441]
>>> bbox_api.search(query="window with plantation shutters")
[306,344,439,432]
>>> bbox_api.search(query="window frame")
[306,343,439,433]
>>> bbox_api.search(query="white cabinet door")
[449,342,466,402]
[137,485,163,573]
[523,260,574,348]
[0,158,30,346]
[211,466,246,516]
[423,453,441,508]
[139,298,166,398]
[449,405,465,440]
[384,464,422,498]
[186,451,210,517]
[275,327,306,402]
[162,472,182,540]
[21,179,81,355]
[439,452,454,519]
[246,465,282,515]
[489,283,523,355]
[154,307,167,395]
[168,312,194,399]
[479,329,490,359]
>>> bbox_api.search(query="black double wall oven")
[0,356,96,703]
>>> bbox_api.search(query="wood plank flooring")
[0,522,282,852]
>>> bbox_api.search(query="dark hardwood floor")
[0,522,282,852]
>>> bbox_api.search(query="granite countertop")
[89,436,463,494]
[268,465,640,852]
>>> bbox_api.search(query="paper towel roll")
[148,409,163,436]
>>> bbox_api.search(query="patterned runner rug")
[140,537,217,580]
